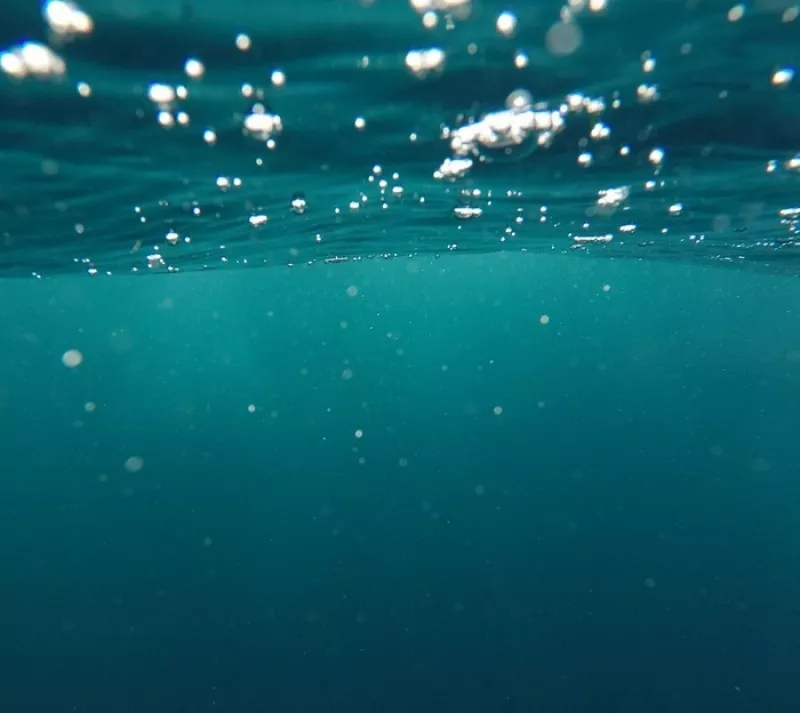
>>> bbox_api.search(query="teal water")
[2,1,800,712]
[3,256,800,711]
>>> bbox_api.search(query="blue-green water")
[2,1,800,711]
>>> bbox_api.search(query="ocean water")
[2,1,800,712]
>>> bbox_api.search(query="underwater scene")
[1,0,799,711]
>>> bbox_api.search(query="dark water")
[2,1,800,712]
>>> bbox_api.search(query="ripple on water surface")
[0,0,799,277]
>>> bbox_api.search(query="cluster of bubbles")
[0,0,798,275]
[0,1,93,78]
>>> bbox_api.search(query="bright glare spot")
[148,83,176,104]
[243,108,282,140]
[157,111,174,127]
[1,42,66,78]
[772,68,794,86]
[184,58,205,78]
[44,0,93,36]
[496,11,518,36]
[405,48,445,77]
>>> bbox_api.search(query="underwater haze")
[1,0,800,712]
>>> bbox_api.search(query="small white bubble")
[147,83,175,104]
[496,11,517,36]
[539,314,550,325]
[157,111,174,128]
[124,456,144,473]
[493,406,503,415]
[546,21,583,56]
[247,404,256,413]
[346,285,359,297]
[772,68,794,86]
[44,0,94,35]
[506,88,533,112]
[355,429,364,439]
[649,147,665,165]
[184,58,204,78]
[727,4,744,21]
[62,349,83,368]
